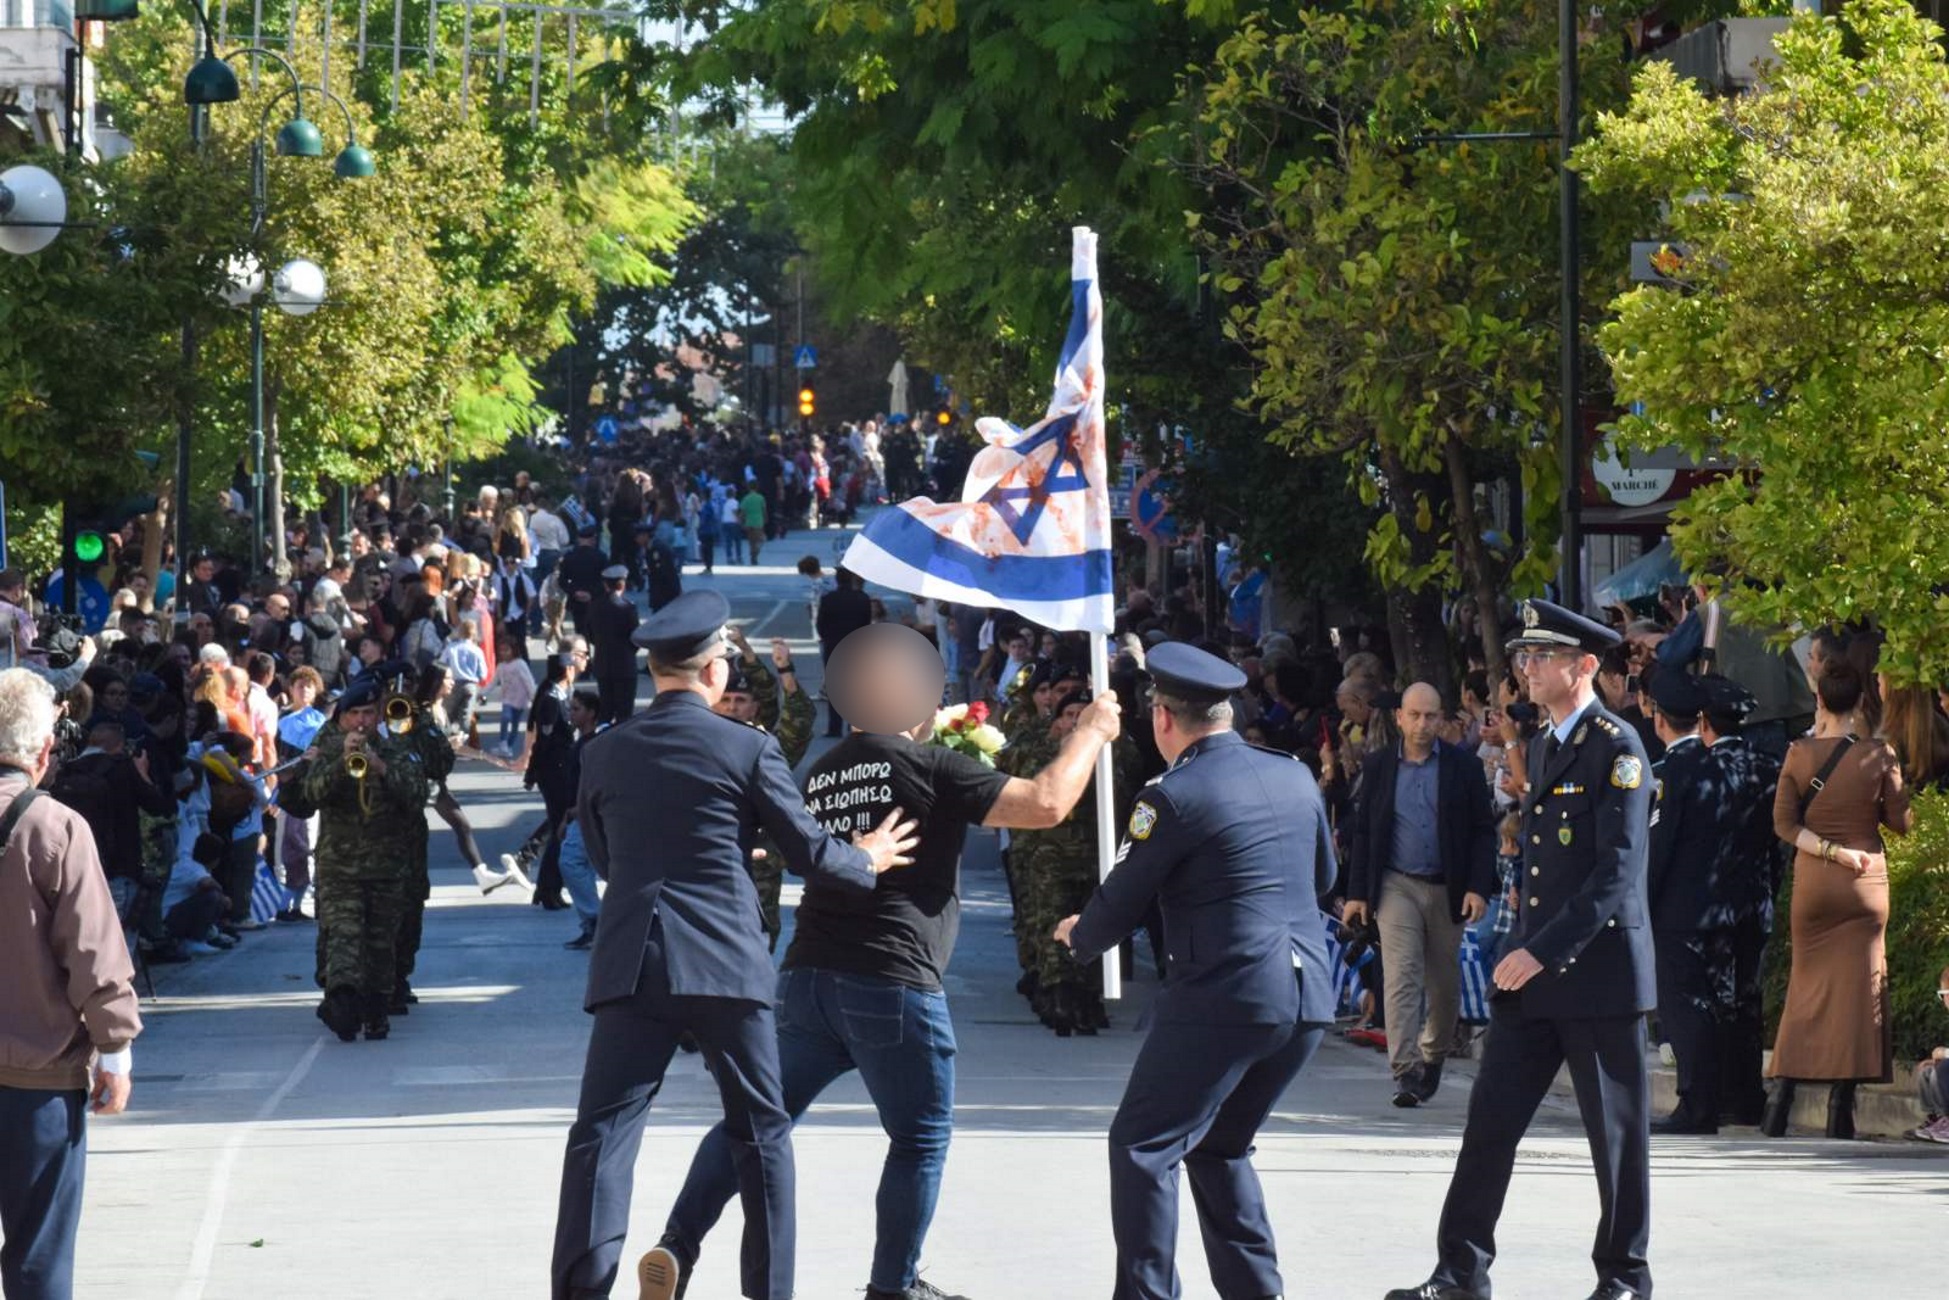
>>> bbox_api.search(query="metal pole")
[176,55,210,630]
[58,503,76,616]
[250,137,268,574]
[1557,0,1583,610]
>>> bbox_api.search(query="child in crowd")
[437,620,488,741]
[1911,965,1949,1143]
[493,632,536,761]
[1478,810,1523,971]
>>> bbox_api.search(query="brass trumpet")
[384,692,416,733]
[345,751,370,780]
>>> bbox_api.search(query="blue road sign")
[594,415,619,444]
[794,345,818,369]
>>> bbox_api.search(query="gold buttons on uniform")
[1528,896,1540,906]
[1534,805,1544,815]
[1531,866,1541,877]
[1531,834,1541,845]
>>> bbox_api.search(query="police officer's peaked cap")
[633,588,734,659]
[1647,667,1707,717]
[1505,598,1621,654]
[1146,641,1247,704]
[1698,673,1758,722]
[601,563,629,581]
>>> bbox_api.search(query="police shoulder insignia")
[1573,723,1589,746]
[1591,715,1622,738]
[1128,800,1159,841]
[1610,755,1644,790]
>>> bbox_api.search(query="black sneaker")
[865,1279,971,1300]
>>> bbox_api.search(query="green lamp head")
[333,142,376,180]
[275,116,324,159]
[183,53,241,106]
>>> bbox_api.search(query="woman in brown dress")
[1765,660,1912,1137]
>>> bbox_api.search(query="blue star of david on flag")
[979,411,1090,545]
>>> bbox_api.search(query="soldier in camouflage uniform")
[1028,686,1140,1035]
[998,661,1062,1008]
[712,628,816,947]
[302,679,430,1042]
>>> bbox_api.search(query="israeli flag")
[842,227,1114,633]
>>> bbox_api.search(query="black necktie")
[1542,731,1560,766]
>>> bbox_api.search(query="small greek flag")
[1459,925,1492,1023]
[250,859,282,924]
[842,227,1114,633]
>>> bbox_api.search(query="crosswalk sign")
[794,345,818,370]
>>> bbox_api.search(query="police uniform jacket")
[1646,734,1723,935]
[1067,731,1337,1026]
[589,592,640,669]
[575,690,875,1010]
[1513,700,1655,1018]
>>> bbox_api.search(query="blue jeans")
[0,1087,87,1300]
[666,968,957,1292]
[498,705,528,756]
[557,821,601,926]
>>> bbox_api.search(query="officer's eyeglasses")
[1938,988,1949,1005]
[1512,648,1583,669]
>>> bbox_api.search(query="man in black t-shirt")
[649,637,1120,1300]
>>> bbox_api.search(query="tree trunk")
[1377,446,1455,699]
[139,489,166,615]
[1444,434,1509,686]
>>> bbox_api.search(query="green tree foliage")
[1184,0,1638,685]
[1578,0,1949,687]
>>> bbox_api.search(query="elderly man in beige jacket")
[0,667,142,1299]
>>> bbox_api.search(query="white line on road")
[175,1035,324,1300]
[746,599,790,635]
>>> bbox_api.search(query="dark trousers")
[0,1087,86,1300]
[1432,997,1651,1298]
[1654,928,1726,1124]
[820,643,844,736]
[595,664,635,726]
[698,534,715,572]
[1720,915,1770,1124]
[222,835,257,923]
[1106,1017,1325,1300]
[551,931,795,1300]
[666,969,956,1293]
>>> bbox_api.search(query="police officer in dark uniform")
[1697,673,1784,1126]
[587,563,640,725]
[557,521,610,637]
[1387,599,1655,1300]
[1057,641,1335,1300]
[1643,669,1729,1134]
[549,590,919,1300]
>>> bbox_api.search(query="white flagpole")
[1090,629,1121,1000]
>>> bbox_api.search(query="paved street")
[75,525,1947,1300]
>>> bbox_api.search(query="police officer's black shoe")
[316,988,361,1042]
[1651,1109,1717,1136]
[1582,1286,1642,1300]
[1383,1285,1484,1300]
[565,925,595,951]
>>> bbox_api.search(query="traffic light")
[73,531,105,565]
[934,405,953,427]
[798,384,816,419]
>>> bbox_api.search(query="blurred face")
[291,679,318,709]
[168,643,192,669]
[1033,681,1056,716]
[1052,699,1086,738]
[341,704,378,733]
[1039,633,1058,658]
[569,696,597,729]
[99,681,130,712]
[1007,635,1030,662]
[1336,684,1372,725]
[266,596,291,619]
[190,615,213,643]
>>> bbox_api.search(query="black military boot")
[316,987,361,1042]
[1044,985,1077,1038]
[1071,986,1103,1037]
[361,993,391,1041]
[1015,968,1039,1000]
[388,981,413,1016]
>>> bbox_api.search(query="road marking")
[175,1035,323,1300]
[747,599,789,635]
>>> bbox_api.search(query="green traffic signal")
[74,531,105,564]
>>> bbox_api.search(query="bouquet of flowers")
[930,701,1008,767]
